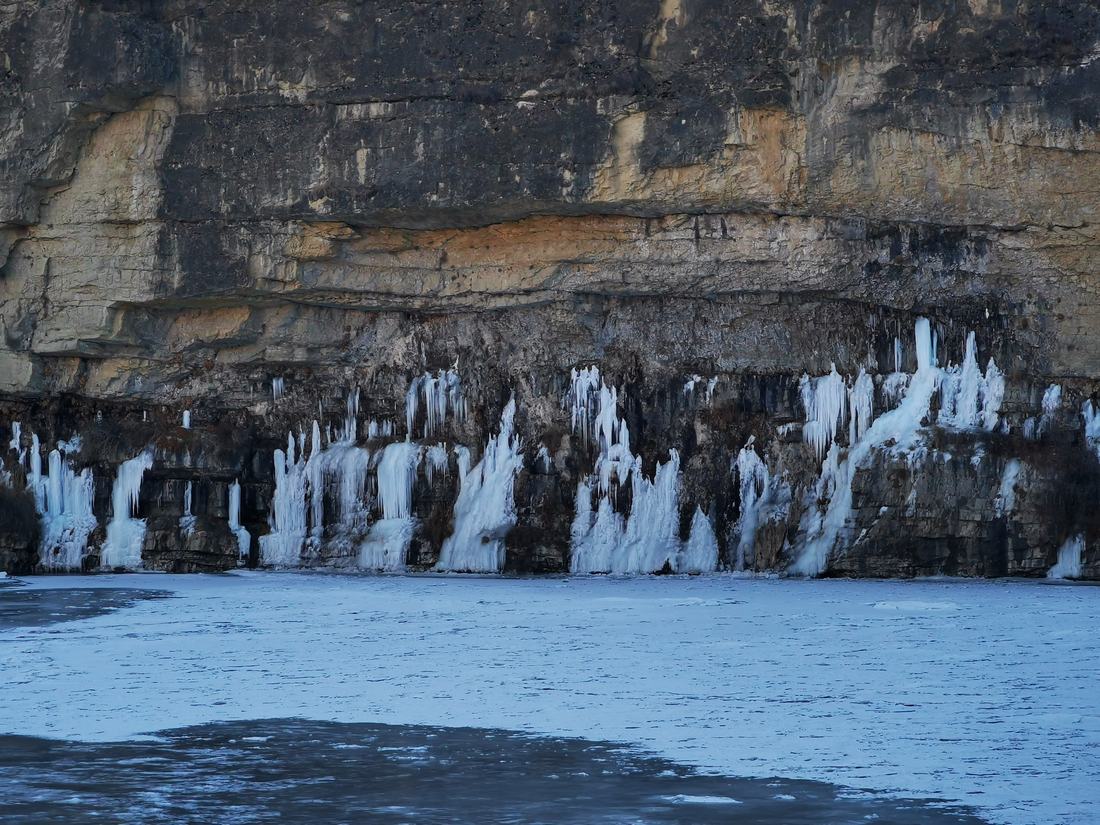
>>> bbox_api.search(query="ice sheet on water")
[1,574,1094,825]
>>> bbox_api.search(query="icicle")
[375,441,420,521]
[565,365,603,445]
[1029,384,1062,440]
[179,481,196,536]
[614,450,681,573]
[8,422,24,466]
[1048,534,1084,579]
[683,374,703,397]
[29,433,43,511]
[436,397,524,573]
[733,438,770,572]
[424,443,449,484]
[182,410,191,429]
[939,332,1004,431]
[570,373,684,574]
[535,444,552,473]
[101,450,154,569]
[368,419,395,439]
[980,359,1005,431]
[228,479,251,561]
[405,369,464,440]
[705,376,718,405]
[675,506,718,573]
[848,369,874,446]
[341,388,360,443]
[801,364,847,460]
[306,421,325,543]
[570,482,622,574]
[272,377,285,402]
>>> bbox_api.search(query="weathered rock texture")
[2,0,1099,577]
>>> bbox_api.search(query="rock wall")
[2,0,1099,578]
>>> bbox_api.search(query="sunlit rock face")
[2,1,1100,577]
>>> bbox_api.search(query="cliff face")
[2,0,1099,578]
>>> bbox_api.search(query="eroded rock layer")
[2,1,1099,577]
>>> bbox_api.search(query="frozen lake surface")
[0,719,982,824]
[0,573,1096,824]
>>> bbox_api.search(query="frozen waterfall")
[792,318,941,576]
[359,441,421,571]
[23,434,97,571]
[436,397,524,573]
[101,450,154,569]
[1048,534,1084,579]
[569,372,703,574]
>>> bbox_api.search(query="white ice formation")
[101,450,154,569]
[359,441,421,571]
[19,433,97,571]
[179,481,196,536]
[791,319,999,576]
[995,459,1022,517]
[938,332,1004,431]
[732,437,777,572]
[677,506,718,573]
[436,398,524,573]
[405,369,465,440]
[569,371,716,574]
[1048,534,1083,579]
[228,479,251,560]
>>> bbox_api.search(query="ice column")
[570,375,686,574]
[938,332,1004,431]
[565,366,603,445]
[1048,534,1084,579]
[733,438,769,571]
[359,441,421,571]
[424,443,449,483]
[676,506,718,574]
[259,432,309,566]
[179,481,196,536]
[436,397,524,573]
[101,450,154,569]
[228,479,251,561]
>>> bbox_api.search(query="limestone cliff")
[2,0,1099,578]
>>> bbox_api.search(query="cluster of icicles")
[5,413,247,571]
[2,426,157,571]
[567,366,719,574]
[789,319,1016,576]
[2,320,1094,579]
[261,369,523,573]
